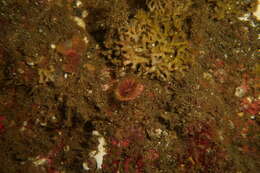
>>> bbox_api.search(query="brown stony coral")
[115,78,144,101]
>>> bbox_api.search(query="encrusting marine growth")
[104,0,256,81]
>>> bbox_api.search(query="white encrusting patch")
[89,131,107,169]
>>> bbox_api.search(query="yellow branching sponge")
[105,0,195,80]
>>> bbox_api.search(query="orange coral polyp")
[115,78,144,101]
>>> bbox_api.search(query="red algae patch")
[115,78,144,101]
